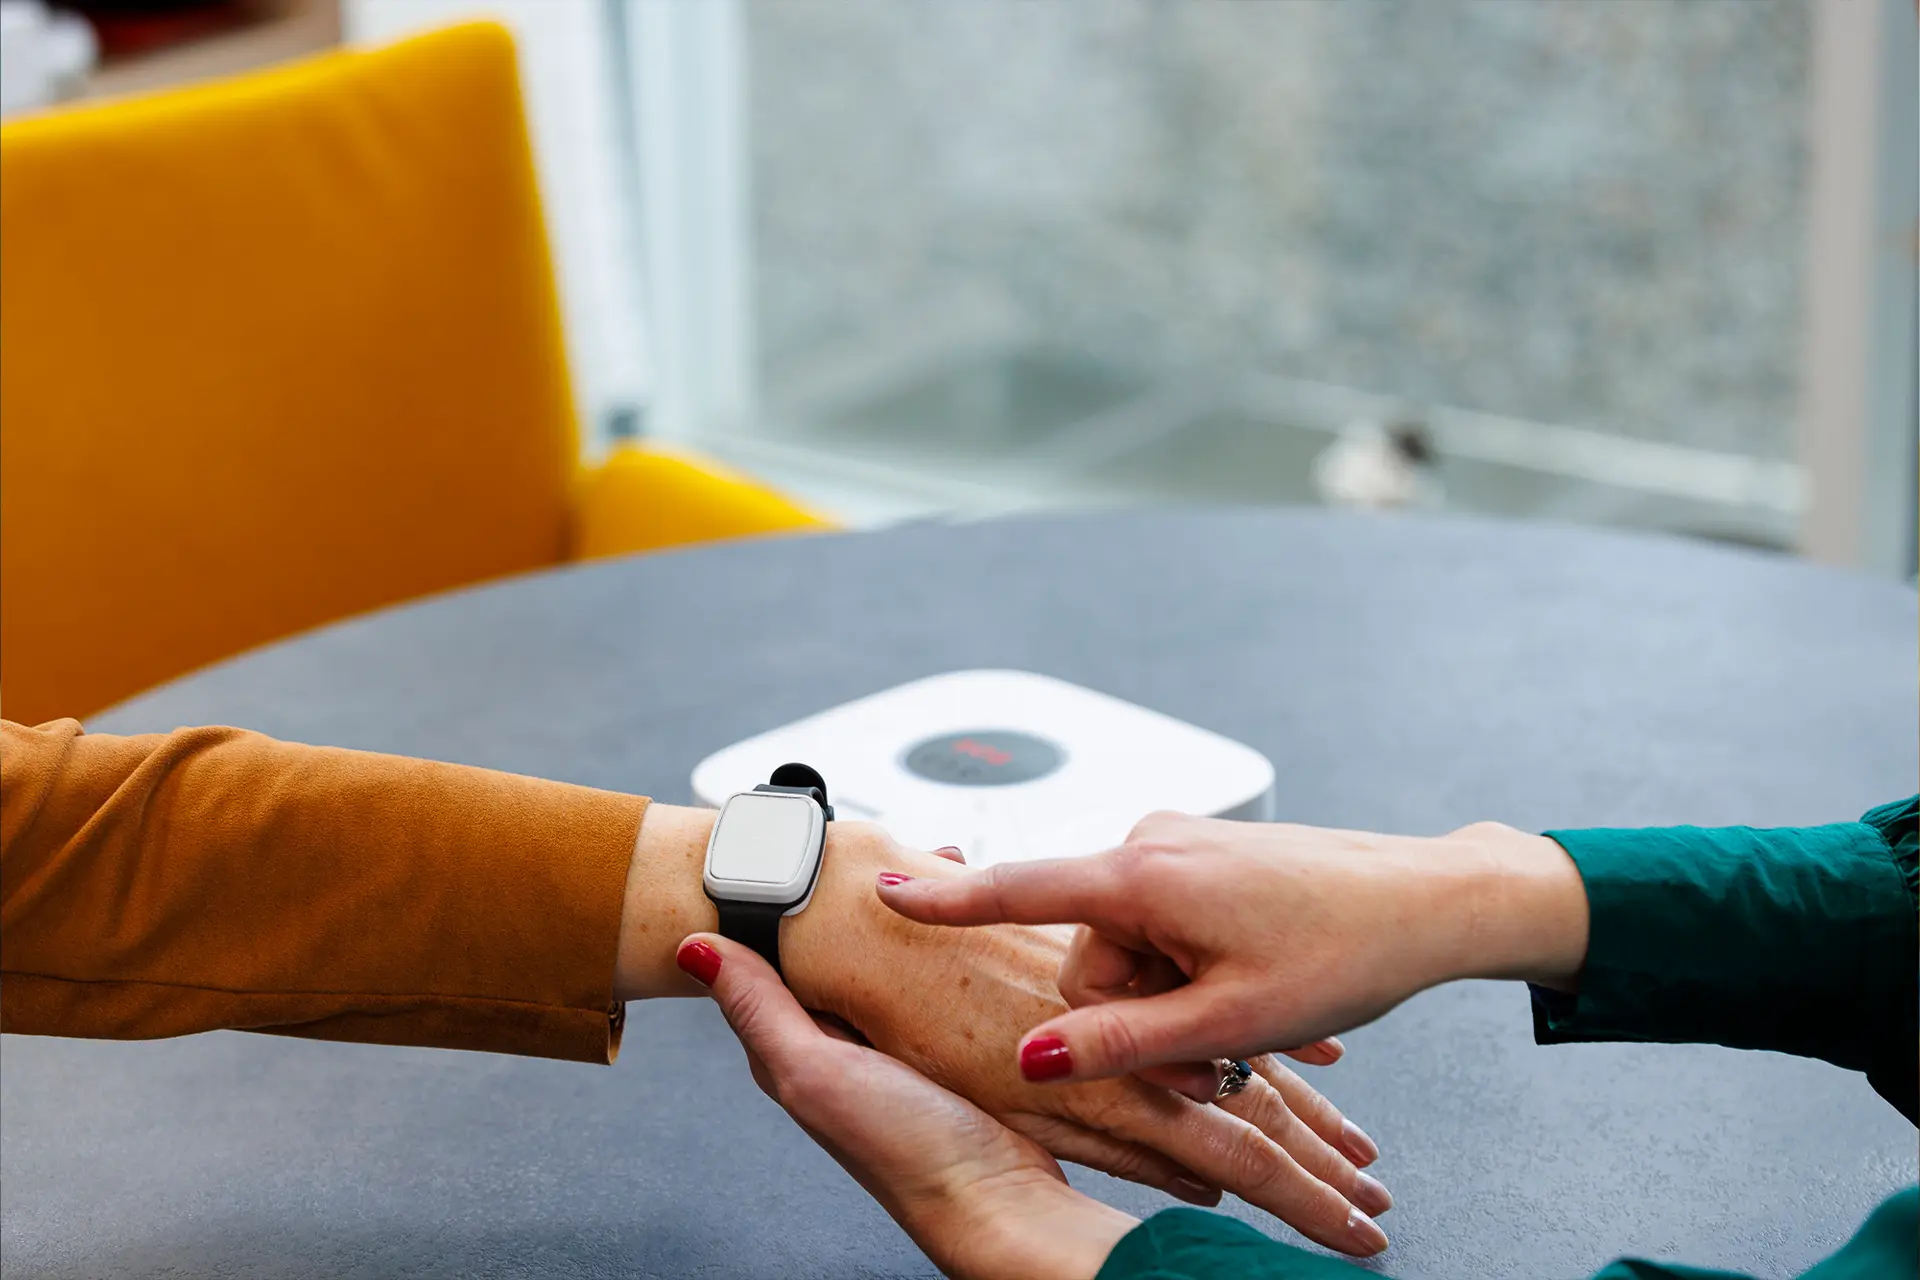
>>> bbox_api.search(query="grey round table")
[4,509,1914,1280]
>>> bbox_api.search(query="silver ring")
[1214,1058,1253,1100]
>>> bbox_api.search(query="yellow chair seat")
[573,444,827,563]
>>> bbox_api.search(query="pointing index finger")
[876,853,1131,931]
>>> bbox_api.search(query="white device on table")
[691,670,1275,868]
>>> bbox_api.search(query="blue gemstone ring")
[1214,1058,1254,1100]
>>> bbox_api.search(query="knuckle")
[1224,1126,1290,1197]
[1300,1088,1343,1135]
[1073,1078,1145,1131]
[768,1055,830,1114]
[721,982,766,1035]
[1259,1060,1339,1129]
[979,862,1020,917]
[1103,841,1152,886]
[1124,809,1189,845]
[1107,840,1175,894]
[1098,1144,1153,1186]
[1088,1007,1147,1072]
[1236,1081,1293,1134]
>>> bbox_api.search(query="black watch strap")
[714,898,789,977]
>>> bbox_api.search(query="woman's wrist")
[614,803,719,1001]
[926,1173,1137,1280]
[1443,823,1591,991]
[615,809,937,1006]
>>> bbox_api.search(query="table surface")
[5,509,1915,1280]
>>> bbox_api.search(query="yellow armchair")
[0,23,828,727]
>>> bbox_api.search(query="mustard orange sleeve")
[1,719,647,1064]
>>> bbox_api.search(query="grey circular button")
[902,730,1064,786]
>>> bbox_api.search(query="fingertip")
[676,935,723,987]
[1346,1206,1390,1256]
[1018,1034,1075,1083]
[1283,1037,1344,1067]
[1167,1176,1221,1207]
[1339,1119,1381,1167]
[1354,1172,1393,1217]
[874,871,926,905]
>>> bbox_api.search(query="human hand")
[779,825,1393,1257]
[678,930,1138,1280]
[878,810,1589,1087]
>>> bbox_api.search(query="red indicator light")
[952,738,1012,766]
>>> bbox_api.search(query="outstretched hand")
[878,810,1588,1087]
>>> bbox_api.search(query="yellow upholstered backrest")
[1,23,578,724]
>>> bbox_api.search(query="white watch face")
[704,791,823,904]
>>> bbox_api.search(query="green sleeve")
[1531,797,1917,1122]
[1093,1189,1917,1280]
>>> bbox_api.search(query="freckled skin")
[788,837,1121,1117]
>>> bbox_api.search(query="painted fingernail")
[876,871,914,887]
[1019,1035,1074,1082]
[676,939,722,987]
[1168,1176,1214,1205]
[1347,1206,1389,1255]
[933,846,962,856]
[1354,1172,1393,1216]
[1340,1119,1380,1166]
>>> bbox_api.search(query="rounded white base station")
[691,670,1275,867]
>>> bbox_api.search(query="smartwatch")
[701,763,834,977]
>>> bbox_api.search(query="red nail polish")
[933,846,962,855]
[876,871,914,887]
[676,939,722,987]
[1020,1035,1073,1082]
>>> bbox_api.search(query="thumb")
[1015,982,1248,1085]
[676,933,822,1077]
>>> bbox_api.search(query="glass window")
[720,0,1820,549]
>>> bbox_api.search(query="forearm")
[2,719,644,1062]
